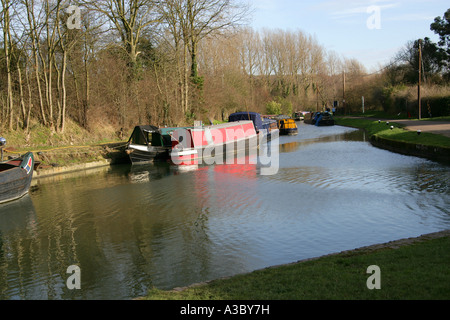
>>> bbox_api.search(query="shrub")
[266,100,282,115]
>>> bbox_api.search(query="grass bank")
[1,119,129,169]
[335,117,450,149]
[334,116,450,163]
[144,231,450,300]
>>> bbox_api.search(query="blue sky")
[248,0,449,72]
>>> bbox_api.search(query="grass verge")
[144,232,450,300]
[335,117,450,149]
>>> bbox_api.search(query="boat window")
[131,129,147,145]
[148,132,163,146]
[162,135,172,147]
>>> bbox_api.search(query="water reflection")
[0,123,449,299]
[127,162,173,183]
[0,196,39,299]
[279,127,366,154]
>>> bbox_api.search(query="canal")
[0,123,449,299]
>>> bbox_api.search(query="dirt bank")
[29,142,129,179]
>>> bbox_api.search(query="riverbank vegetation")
[1,2,449,150]
[144,232,450,300]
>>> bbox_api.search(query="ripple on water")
[1,125,449,299]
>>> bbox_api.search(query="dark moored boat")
[0,152,35,204]
[228,112,279,141]
[125,125,174,164]
[293,111,305,121]
[304,112,335,126]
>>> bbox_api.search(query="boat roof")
[134,125,161,133]
[132,125,192,136]
[274,115,292,120]
[160,127,189,135]
[229,112,263,131]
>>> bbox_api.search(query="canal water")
[0,123,449,300]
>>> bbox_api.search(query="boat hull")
[280,128,298,136]
[195,134,259,164]
[126,144,171,165]
[0,153,34,204]
[171,149,199,166]
[315,120,335,126]
[125,125,174,165]
[170,121,261,166]
[304,112,335,126]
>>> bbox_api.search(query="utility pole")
[316,88,319,112]
[418,39,422,120]
[343,71,346,115]
[362,96,365,114]
[316,83,321,112]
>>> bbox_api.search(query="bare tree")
[160,0,250,119]
[10,8,31,131]
[23,0,47,125]
[184,0,251,79]
[1,0,14,130]
[56,3,83,133]
[80,0,160,70]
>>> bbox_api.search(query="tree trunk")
[54,57,62,130]
[184,42,190,115]
[17,60,27,130]
[2,0,14,130]
[60,51,67,133]
[26,0,47,126]
[25,64,33,131]
[191,36,198,79]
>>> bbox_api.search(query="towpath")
[391,119,450,138]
